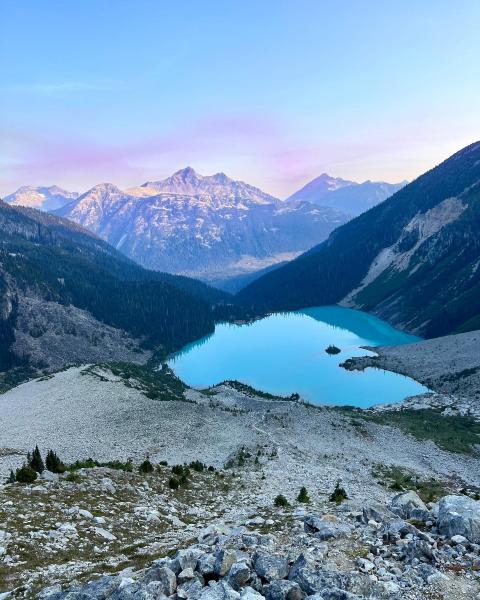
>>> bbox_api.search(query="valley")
[1,143,480,600]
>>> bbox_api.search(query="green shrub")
[189,460,205,472]
[274,494,290,507]
[297,486,310,503]
[171,464,190,478]
[139,459,154,474]
[65,471,81,483]
[15,464,38,483]
[168,476,179,490]
[330,482,348,504]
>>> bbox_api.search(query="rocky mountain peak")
[4,185,79,211]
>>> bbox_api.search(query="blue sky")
[1,0,479,197]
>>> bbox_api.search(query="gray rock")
[177,580,204,600]
[319,592,362,600]
[403,540,437,564]
[215,550,238,577]
[197,553,216,577]
[438,495,480,543]
[198,581,240,600]
[304,516,351,541]
[381,519,418,542]
[36,586,63,599]
[240,588,264,600]
[80,576,120,599]
[110,582,160,599]
[228,562,251,590]
[390,491,429,521]
[143,566,177,595]
[252,552,288,582]
[179,568,196,584]
[40,470,59,482]
[288,557,351,597]
[450,534,468,545]
[362,504,396,524]
[264,580,304,600]
[171,549,202,575]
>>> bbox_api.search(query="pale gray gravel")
[1,366,480,508]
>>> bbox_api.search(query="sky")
[1,0,479,198]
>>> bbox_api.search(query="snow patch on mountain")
[4,186,79,211]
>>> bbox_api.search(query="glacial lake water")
[167,306,430,408]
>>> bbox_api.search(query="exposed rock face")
[12,295,150,372]
[438,495,480,543]
[55,169,349,280]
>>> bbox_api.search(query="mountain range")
[287,174,407,216]
[4,169,402,282]
[238,141,480,338]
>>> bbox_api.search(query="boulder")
[215,550,238,577]
[361,504,396,524]
[177,580,204,600]
[80,575,120,598]
[437,495,480,543]
[390,491,429,521]
[93,527,116,541]
[197,553,216,578]
[143,565,177,595]
[240,588,264,600]
[304,516,351,540]
[228,562,251,590]
[288,557,351,597]
[40,470,59,482]
[171,549,202,575]
[198,581,240,600]
[264,580,304,600]
[252,552,288,582]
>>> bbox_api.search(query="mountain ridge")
[53,169,350,280]
[287,174,406,216]
[237,141,480,338]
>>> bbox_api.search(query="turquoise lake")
[167,306,430,408]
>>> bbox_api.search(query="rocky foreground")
[1,358,480,598]
[18,477,480,600]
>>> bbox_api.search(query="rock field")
[1,361,480,598]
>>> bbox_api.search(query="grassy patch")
[84,362,188,401]
[218,380,292,401]
[0,365,38,394]
[356,409,480,454]
[373,465,448,503]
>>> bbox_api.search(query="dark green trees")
[46,450,65,473]
[28,445,45,474]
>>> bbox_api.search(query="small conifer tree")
[46,450,65,473]
[330,481,348,504]
[7,469,15,484]
[297,486,310,503]
[274,494,290,507]
[29,445,45,474]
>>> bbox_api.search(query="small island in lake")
[325,344,341,355]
